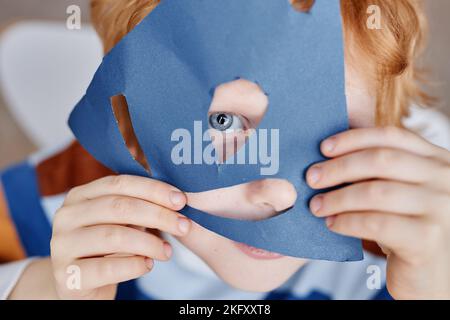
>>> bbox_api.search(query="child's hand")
[50,175,191,300]
[307,127,450,299]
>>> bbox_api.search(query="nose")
[245,179,297,218]
[186,179,297,221]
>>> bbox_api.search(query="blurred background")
[0,0,449,168]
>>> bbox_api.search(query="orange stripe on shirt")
[0,183,25,262]
[36,141,114,196]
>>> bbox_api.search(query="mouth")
[234,242,284,260]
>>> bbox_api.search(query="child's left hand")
[306,126,450,299]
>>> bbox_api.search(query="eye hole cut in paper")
[207,79,269,165]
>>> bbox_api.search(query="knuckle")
[364,216,385,235]
[329,190,346,208]
[65,186,81,202]
[106,175,128,192]
[98,260,116,279]
[380,126,403,142]
[52,207,67,231]
[50,234,62,255]
[102,227,125,247]
[110,196,135,217]
[333,157,350,176]
[154,205,168,224]
[364,181,389,201]
[372,148,394,169]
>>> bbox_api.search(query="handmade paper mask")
[69,0,363,261]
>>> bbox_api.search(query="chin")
[215,266,299,292]
[209,254,306,292]
[181,226,306,293]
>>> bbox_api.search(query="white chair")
[0,20,103,149]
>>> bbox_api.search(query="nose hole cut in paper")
[111,94,151,174]
[186,178,297,221]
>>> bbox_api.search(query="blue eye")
[209,113,245,132]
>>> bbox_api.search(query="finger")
[307,148,450,192]
[54,195,191,236]
[64,175,186,210]
[52,225,172,262]
[60,256,153,292]
[326,211,438,259]
[321,127,450,163]
[310,181,444,217]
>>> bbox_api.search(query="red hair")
[91,0,433,126]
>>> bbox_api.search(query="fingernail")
[170,191,185,207]
[308,166,322,185]
[163,242,172,258]
[310,195,323,214]
[178,217,191,234]
[322,137,336,154]
[145,258,154,270]
[326,216,336,228]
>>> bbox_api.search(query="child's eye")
[208,112,247,132]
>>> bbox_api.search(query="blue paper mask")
[69,0,363,261]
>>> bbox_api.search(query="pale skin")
[8,42,450,301]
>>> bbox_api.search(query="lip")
[234,242,284,260]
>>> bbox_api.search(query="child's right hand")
[50,175,191,300]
